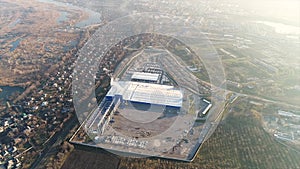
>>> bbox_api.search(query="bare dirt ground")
[111,106,177,138]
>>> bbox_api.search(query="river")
[37,0,102,28]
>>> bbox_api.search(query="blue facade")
[104,95,181,111]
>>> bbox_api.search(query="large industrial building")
[105,70,183,109]
[106,80,183,108]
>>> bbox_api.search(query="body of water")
[255,21,300,35]
[75,10,102,27]
[0,86,25,102]
[37,0,101,28]
[63,39,79,52]
[10,38,22,52]
[57,11,69,24]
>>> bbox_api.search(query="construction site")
[71,46,213,161]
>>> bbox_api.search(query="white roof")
[107,81,183,107]
[131,72,160,82]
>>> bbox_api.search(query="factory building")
[106,72,183,109]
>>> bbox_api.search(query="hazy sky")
[236,0,300,26]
